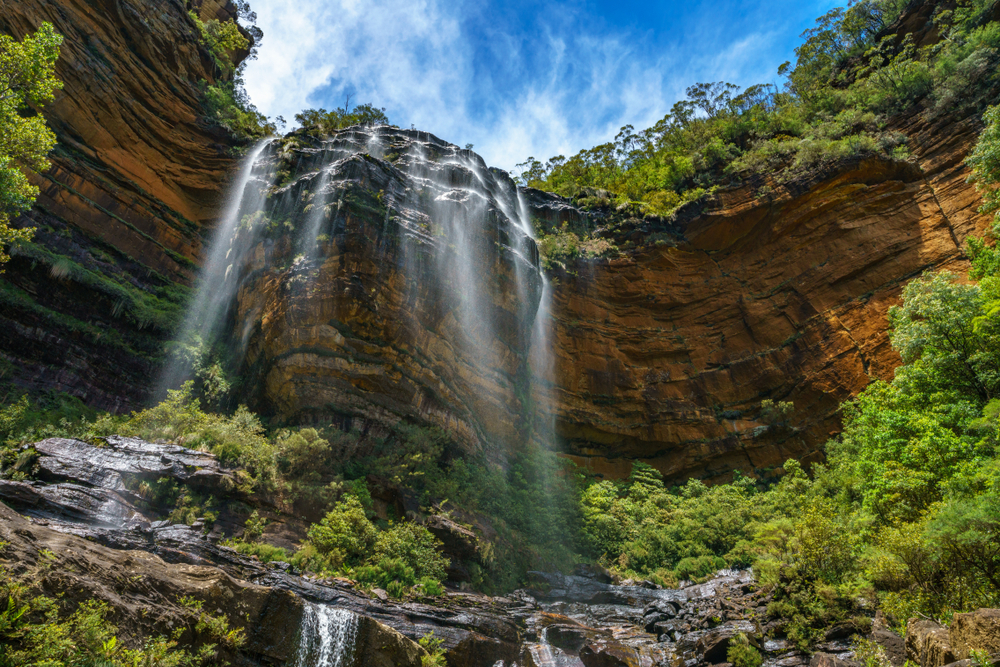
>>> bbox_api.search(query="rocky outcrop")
[0,0,247,411]
[950,609,1000,660]
[0,500,304,665]
[907,620,957,667]
[232,127,543,453]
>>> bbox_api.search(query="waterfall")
[525,626,584,667]
[161,124,554,453]
[294,603,358,667]
[159,138,276,395]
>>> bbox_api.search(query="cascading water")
[158,138,277,394]
[294,603,358,667]
[162,123,555,452]
[525,626,584,667]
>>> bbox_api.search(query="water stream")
[294,603,358,667]
[162,124,555,450]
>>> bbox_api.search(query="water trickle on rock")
[162,124,555,454]
[294,603,358,667]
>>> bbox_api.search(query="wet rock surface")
[0,435,934,667]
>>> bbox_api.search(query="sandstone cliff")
[540,109,990,482]
[0,0,994,484]
[0,0,246,411]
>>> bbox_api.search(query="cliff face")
[539,110,989,482]
[0,0,993,481]
[213,111,990,483]
[226,128,544,456]
[0,0,245,410]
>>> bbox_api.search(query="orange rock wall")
[545,112,990,482]
[0,0,244,281]
[0,0,245,409]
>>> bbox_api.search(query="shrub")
[229,540,290,564]
[416,577,444,597]
[0,568,235,666]
[419,633,447,667]
[728,633,763,667]
[304,496,378,572]
[373,522,449,583]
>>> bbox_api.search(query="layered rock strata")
[0,0,246,411]
[536,110,991,482]
[230,127,543,454]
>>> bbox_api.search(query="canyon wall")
[0,0,245,411]
[0,0,992,481]
[541,111,989,482]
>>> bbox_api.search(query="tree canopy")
[0,22,63,268]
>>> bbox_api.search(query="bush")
[373,522,449,583]
[304,496,378,572]
[728,633,763,667]
[0,567,238,666]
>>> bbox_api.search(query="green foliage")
[517,0,998,250]
[535,223,618,271]
[188,11,248,76]
[186,4,274,140]
[303,495,378,571]
[728,632,763,667]
[968,105,1000,223]
[0,568,237,666]
[294,103,390,133]
[419,632,447,667]
[294,495,448,596]
[0,22,63,268]
[201,79,275,140]
[0,383,277,491]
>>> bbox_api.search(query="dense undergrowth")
[0,556,245,667]
[520,0,1000,268]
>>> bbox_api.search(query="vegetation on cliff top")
[521,0,1000,266]
[189,3,275,140]
[0,22,62,269]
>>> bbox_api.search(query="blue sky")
[242,0,840,172]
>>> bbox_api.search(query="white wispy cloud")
[242,0,839,172]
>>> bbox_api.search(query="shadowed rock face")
[229,127,544,455]
[0,0,246,412]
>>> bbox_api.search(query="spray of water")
[158,139,276,395]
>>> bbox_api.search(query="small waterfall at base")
[525,626,584,667]
[294,603,358,667]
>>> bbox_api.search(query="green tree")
[0,22,63,268]
[295,103,390,133]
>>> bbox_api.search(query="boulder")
[580,641,642,667]
[32,437,237,500]
[950,609,1000,660]
[546,624,591,654]
[810,653,862,667]
[907,620,956,667]
[643,599,679,633]
[872,629,907,667]
[443,632,521,667]
[353,616,426,667]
